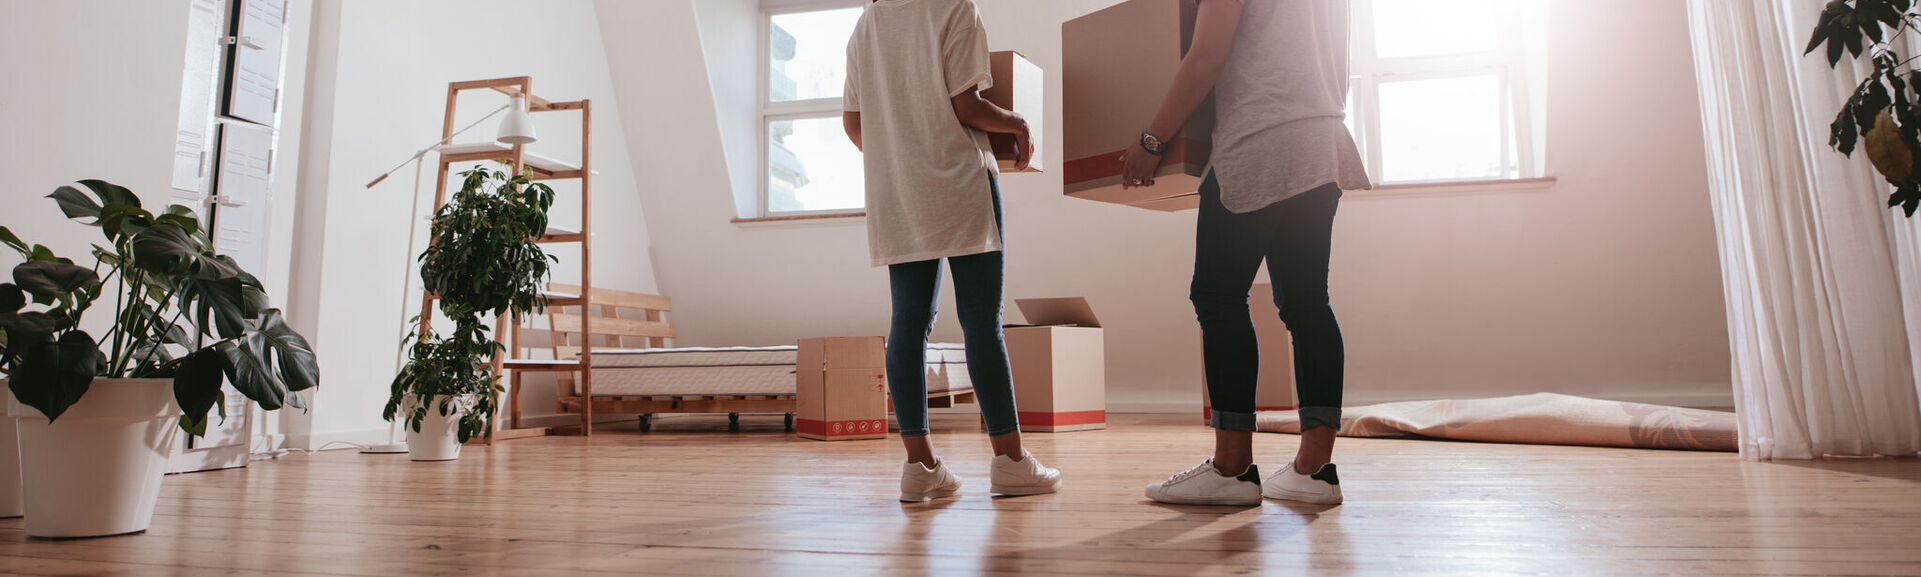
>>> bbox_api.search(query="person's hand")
[1121,139,1162,189]
[1014,119,1035,171]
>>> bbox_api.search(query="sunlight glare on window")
[1371,0,1501,59]
[769,7,863,102]
[1377,75,1506,182]
[767,116,865,213]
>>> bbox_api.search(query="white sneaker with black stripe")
[899,460,962,502]
[1263,461,1343,505]
[1144,459,1263,506]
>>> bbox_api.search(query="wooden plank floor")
[1,413,1918,576]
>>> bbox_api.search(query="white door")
[222,0,287,126]
[170,122,276,474]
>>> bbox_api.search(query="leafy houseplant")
[1806,0,1921,215]
[385,166,556,444]
[0,180,319,434]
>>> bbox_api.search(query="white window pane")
[1377,75,1505,182]
[1371,0,1500,59]
[769,7,862,102]
[768,116,864,212]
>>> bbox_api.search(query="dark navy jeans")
[886,175,1019,437]
[1192,175,1346,433]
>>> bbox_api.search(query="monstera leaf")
[173,348,228,436]
[13,262,99,297]
[8,330,103,421]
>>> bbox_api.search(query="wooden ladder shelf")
[418,76,598,441]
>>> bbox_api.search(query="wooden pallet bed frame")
[505,284,976,434]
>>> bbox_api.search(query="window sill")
[732,211,866,225]
[1359,176,1558,198]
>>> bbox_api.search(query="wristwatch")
[1139,131,1166,156]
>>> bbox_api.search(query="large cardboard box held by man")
[1063,0,1213,209]
[984,51,1043,173]
[795,337,890,441]
[1201,283,1300,420]
[1005,298,1107,432]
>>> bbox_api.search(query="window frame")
[1348,0,1541,186]
[757,0,869,219]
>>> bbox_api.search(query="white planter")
[407,395,469,462]
[0,381,21,518]
[9,378,182,538]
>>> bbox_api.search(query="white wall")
[603,0,1732,411]
[1,2,193,303]
[285,0,660,446]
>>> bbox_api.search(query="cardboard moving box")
[1201,282,1300,420]
[795,337,890,441]
[984,51,1044,173]
[1063,0,1214,208]
[1005,298,1107,432]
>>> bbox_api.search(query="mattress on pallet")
[582,344,971,398]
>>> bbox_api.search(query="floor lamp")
[359,95,538,454]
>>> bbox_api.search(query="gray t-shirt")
[845,0,1001,267]
[1207,0,1372,213]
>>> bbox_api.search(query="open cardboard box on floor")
[1005,298,1107,432]
[1063,0,1213,209]
[1201,282,1300,420]
[985,51,1043,173]
[795,337,890,441]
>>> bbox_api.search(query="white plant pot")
[9,378,182,538]
[0,381,22,518]
[407,395,468,462]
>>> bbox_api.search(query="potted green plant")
[384,166,554,461]
[1805,0,1921,215]
[0,180,318,538]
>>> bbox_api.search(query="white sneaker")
[989,450,1062,496]
[1145,460,1262,506]
[1263,462,1343,505]
[899,460,962,503]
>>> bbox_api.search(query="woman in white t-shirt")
[1126,0,1372,507]
[841,0,1062,502]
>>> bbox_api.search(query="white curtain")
[1687,0,1921,459]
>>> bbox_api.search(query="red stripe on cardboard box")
[1062,140,1205,184]
[795,418,889,437]
[1019,410,1106,427]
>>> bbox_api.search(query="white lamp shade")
[497,94,538,145]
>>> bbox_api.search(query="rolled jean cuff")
[1209,409,1257,432]
[986,425,1020,437]
[898,428,930,438]
[1298,406,1342,432]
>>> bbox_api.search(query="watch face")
[1142,132,1164,153]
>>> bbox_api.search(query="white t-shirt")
[1207,0,1372,213]
[844,0,1001,267]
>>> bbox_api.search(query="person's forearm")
[953,93,1028,136]
[843,111,863,151]
[1146,0,1241,140]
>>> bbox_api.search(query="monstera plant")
[385,166,554,447]
[0,180,319,435]
[1806,0,1921,215]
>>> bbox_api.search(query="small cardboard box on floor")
[795,337,890,441]
[1063,0,1213,210]
[1005,298,1107,432]
[984,50,1043,173]
[1201,283,1300,420]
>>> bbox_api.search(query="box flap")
[1013,297,1101,328]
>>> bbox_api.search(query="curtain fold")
[1686,0,1921,459]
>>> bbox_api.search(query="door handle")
[212,195,249,208]
[223,36,264,50]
